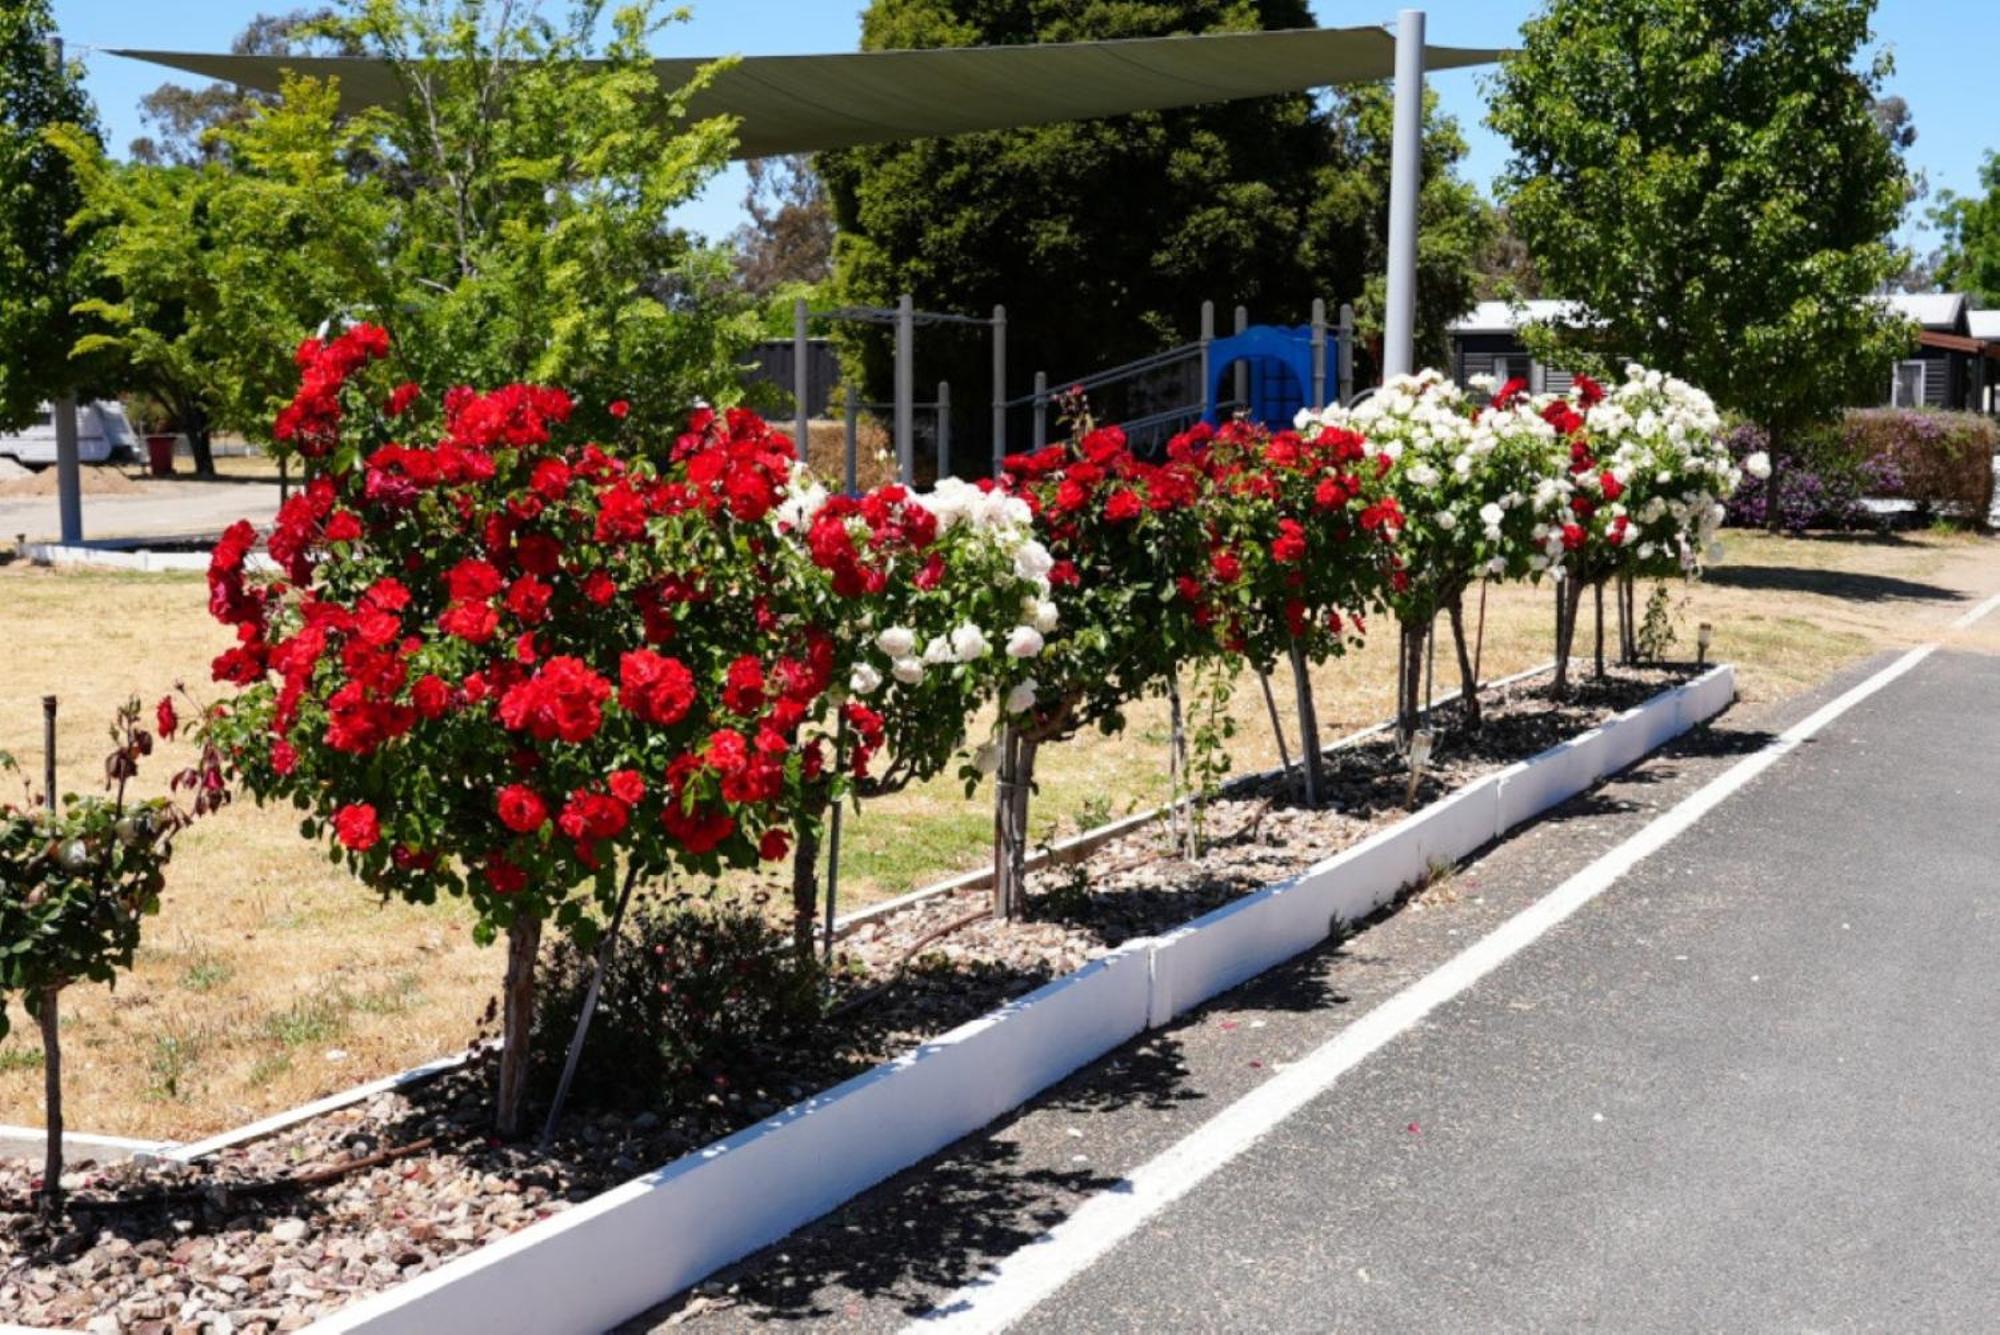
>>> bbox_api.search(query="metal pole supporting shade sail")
[109,26,1501,161]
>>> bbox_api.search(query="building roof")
[113,28,1505,161]
[1446,299,1586,335]
[1969,309,2000,341]
[1882,291,1967,331]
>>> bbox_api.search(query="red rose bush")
[206,326,840,1133]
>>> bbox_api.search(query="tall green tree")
[128,9,357,166]
[58,0,758,467]
[1933,152,2000,306]
[320,0,754,422]
[822,0,1490,454]
[0,0,106,429]
[1488,0,1911,519]
[54,80,391,474]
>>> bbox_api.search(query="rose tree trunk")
[495,914,543,1139]
[37,987,62,1217]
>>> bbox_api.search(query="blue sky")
[50,0,2000,256]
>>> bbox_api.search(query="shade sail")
[112,26,1503,160]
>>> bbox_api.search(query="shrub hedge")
[1725,408,1996,531]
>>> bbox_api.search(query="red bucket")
[145,434,176,477]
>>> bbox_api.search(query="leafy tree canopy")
[55,0,760,472]
[1933,152,2000,307]
[128,9,360,167]
[1488,0,1912,451]
[822,0,1490,447]
[0,0,107,428]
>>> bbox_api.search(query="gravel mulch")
[0,665,1692,1332]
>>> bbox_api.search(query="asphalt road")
[631,644,2000,1334]
[1024,647,2000,1332]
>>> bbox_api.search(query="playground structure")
[780,296,1359,488]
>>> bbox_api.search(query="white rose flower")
[1005,625,1045,658]
[923,636,955,665]
[850,663,882,695]
[891,656,925,684]
[876,626,916,659]
[1435,510,1458,531]
[1004,677,1038,715]
[1742,450,1772,481]
[951,623,990,662]
[1012,540,1054,584]
[974,740,1001,775]
[1479,502,1504,528]
[1031,598,1060,633]
[1407,463,1440,488]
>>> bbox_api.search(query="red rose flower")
[608,769,645,804]
[155,695,179,739]
[1103,489,1143,523]
[758,828,790,862]
[608,399,630,420]
[1271,519,1307,564]
[497,784,548,833]
[722,655,765,715]
[619,649,697,726]
[333,802,380,851]
[505,574,554,624]
[446,557,504,603]
[411,674,452,719]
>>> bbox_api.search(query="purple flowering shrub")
[1724,410,1997,532]
[1722,423,1871,532]
[1843,409,1996,523]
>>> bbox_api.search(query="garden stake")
[539,861,643,1151]
[1473,578,1489,690]
[1166,671,1189,854]
[1256,669,1293,781]
[1423,612,1437,726]
[1594,579,1607,679]
[41,694,55,809]
[823,716,847,968]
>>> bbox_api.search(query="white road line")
[912,643,1941,1335]
[1951,591,2000,630]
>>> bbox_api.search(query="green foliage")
[1843,407,1998,521]
[56,0,760,467]
[319,0,758,427]
[1636,581,1678,663]
[823,0,1489,438]
[1934,152,2000,307]
[51,79,391,470]
[1488,0,1913,458]
[0,698,220,1041]
[0,0,108,427]
[530,896,824,1113]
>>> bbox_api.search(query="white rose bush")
[779,472,1053,945]
[1315,370,1568,734]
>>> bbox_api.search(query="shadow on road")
[1705,564,1956,604]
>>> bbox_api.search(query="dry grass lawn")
[0,527,1995,1139]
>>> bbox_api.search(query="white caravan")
[0,401,139,466]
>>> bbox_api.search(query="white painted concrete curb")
[314,941,1155,1335]
[296,664,1735,1334]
